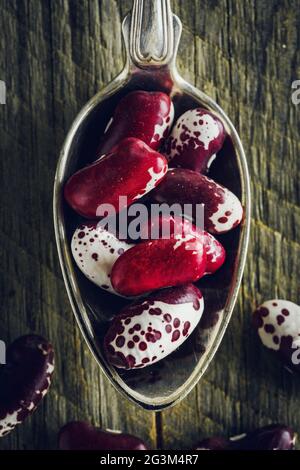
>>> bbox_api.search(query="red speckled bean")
[140,214,225,275]
[165,108,226,173]
[151,168,243,234]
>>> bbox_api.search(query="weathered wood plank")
[0,0,299,450]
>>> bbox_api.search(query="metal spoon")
[53,0,250,411]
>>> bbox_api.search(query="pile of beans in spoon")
[64,91,243,370]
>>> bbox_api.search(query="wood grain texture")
[0,0,299,450]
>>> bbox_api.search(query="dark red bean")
[111,237,207,297]
[64,137,168,218]
[0,335,54,437]
[97,90,174,156]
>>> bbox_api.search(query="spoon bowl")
[53,0,250,410]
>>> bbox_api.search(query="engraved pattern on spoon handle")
[130,0,174,66]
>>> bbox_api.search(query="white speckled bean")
[71,223,134,295]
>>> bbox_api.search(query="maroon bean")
[195,424,296,451]
[59,421,148,450]
[230,424,296,450]
[195,436,230,450]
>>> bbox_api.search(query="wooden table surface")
[0,0,299,450]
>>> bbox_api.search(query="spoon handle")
[129,0,174,67]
